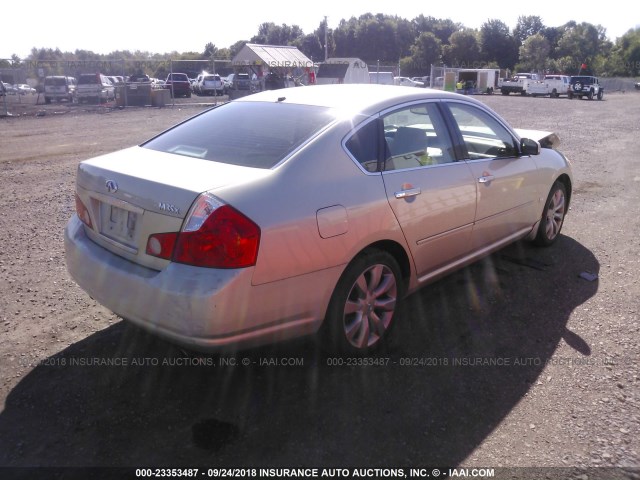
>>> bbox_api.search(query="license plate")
[101,204,138,246]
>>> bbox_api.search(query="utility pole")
[324,16,328,62]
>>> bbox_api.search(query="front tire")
[322,250,403,354]
[534,181,567,246]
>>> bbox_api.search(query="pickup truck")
[500,73,539,95]
[527,75,571,98]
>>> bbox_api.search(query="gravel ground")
[0,91,639,479]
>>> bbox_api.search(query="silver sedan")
[65,84,572,354]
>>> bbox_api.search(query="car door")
[379,102,477,281]
[443,101,541,251]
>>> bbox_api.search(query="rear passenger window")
[345,120,381,173]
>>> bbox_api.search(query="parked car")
[128,74,151,83]
[235,72,251,90]
[107,76,124,85]
[264,72,286,90]
[568,76,604,100]
[412,76,430,87]
[394,76,424,87]
[44,76,77,103]
[75,73,115,103]
[195,74,224,96]
[16,84,37,95]
[2,82,18,95]
[223,74,234,92]
[369,72,394,85]
[65,84,572,354]
[165,72,191,98]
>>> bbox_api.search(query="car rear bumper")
[76,89,113,99]
[45,91,72,98]
[65,215,335,351]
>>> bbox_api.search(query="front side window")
[447,103,517,160]
[382,103,455,171]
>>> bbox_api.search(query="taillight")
[75,194,93,229]
[146,194,260,268]
[146,232,178,260]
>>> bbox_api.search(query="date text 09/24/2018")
[134,467,496,478]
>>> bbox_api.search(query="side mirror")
[520,138,540,156]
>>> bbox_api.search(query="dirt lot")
[1,91,639,479]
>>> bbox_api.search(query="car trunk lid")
[75,146,269,270]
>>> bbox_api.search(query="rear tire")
[534,181,567,247]
[322,250,403,354]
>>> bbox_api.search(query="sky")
[1,1,638,60]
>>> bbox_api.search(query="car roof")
[235,84,480,116]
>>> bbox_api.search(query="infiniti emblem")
[105,180,118,193]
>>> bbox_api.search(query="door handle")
[394,187,422,199]
[478,175,495,183]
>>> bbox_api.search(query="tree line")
[3,14,639,78]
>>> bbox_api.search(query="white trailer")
[315,58,369,85]
[456,69,503,94]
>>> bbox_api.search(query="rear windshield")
[78,75,100,84]
[45,77,67,86]
[142,101,336,169]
